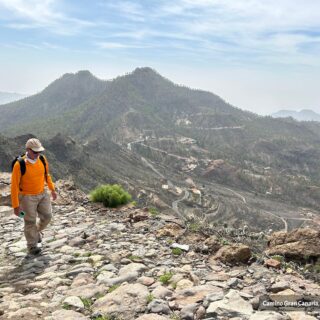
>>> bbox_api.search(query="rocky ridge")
[0,177,319,320]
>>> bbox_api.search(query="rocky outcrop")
[156,223,185,238]
[0,173,11,206]
[266,228,320,261]
[213,244,251,264]
[203,235,221,253]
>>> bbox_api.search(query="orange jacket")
[11,155,55,208]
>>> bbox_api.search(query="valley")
[127,135,319,234]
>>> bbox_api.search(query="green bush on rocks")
[159,272,173,285]
[90,184,132,208]
[271,255,285,263]
[149,207,159,216]
[146,293,155,303]
[171,247,183,256]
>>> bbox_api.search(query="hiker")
[11,138,57,255]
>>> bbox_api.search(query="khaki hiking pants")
[20,191,52,249]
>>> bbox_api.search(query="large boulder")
[172,285,223,307]
[213,244,251,264]
[92,283,149,318]
[206,289,253,318]
[266,228,320,261]
[156,223,185,238]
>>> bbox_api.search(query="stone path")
[0,188,319,319]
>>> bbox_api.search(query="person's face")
[27,148,41,160]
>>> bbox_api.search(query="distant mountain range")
[1,67,320,218]
[0,91,27,105]
[271,109,320,122]
[0,68,249,139]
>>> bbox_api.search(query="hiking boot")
[28,246,42,255]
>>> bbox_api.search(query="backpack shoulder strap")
[39,155,47,181]
[11,155,26,176]
[18,157,26,176]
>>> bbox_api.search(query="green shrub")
[108,284,120,293]
[170,313,182,320]
[305,262,320,274]
[82,252,92,257]
[146,293,154,303]
[80,297,93,311]
[220,238,230,246]
[171,248,183,256]
[166,238,174,245]
[159,272,173,285]
[62,303,71,310]
[90,184,132,208]
[187,222,201,233]
[128,255,142,261]
[95,292,105,300]
[149,207,159,216]
[271,255,285,263]
[314,263,320,273]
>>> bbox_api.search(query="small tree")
[90,184,132,208]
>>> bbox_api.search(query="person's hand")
[51,190,57,201]
[14,207,21,216]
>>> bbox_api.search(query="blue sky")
[1,0,320,114]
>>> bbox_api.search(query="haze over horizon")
[1,0,320,115]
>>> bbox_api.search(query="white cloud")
[171,0,320,36]
[99,1,146,22]
[0,0,94,35]
[159,0,320,66]
[1,0,319,64]
[96,41,148,50]
[90,0,320,67]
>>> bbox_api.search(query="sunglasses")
[31,150,42,154]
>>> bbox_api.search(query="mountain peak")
[42,70,106,97]
[59,70,97,81]
[76,70,94,76]
[121,67,174,89]
[299,109,318,114]
[272,109,320,122]
[132,66,157,75]
[129,67,170,81]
